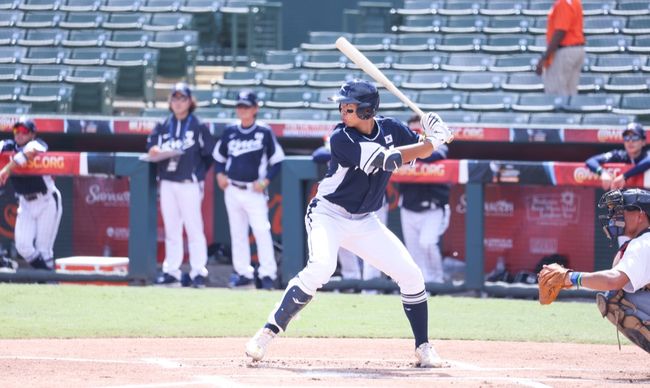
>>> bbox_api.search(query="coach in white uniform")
[214,91,284,290]
[146,83,217,288]
[0,120,62,270]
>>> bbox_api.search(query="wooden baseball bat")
[335,36,424,117]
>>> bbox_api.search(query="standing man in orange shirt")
[535,0,585,96]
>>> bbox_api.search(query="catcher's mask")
[598,188,650,242]
[330,79,380,120]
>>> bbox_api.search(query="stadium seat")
[401,71,454,90]
[17,28,67,47]
[216,70,265,87]
[20,47,68,65]
[375,70,409,87]
[501,73,544,92]
[512,93,567,113]
[0,46,26,63]
[352,33,395,51]
[581,113,634,126]
[392,52,440,71]
[585,35,632,53]
[278,108,328,121]
[105,30,154,48]
[216,87,271,107]
[346,52,395,70]
[438,1,484,17]
[564,94,621,113]
[489,54,538,72]
[577,74,608,93]
[527,16,548,34]
[528,35,547,52]
[60,0,102,12]
[590,54,646,73]
[612,94,650,115]
[308,88,338,109]
[253,50,301,70]
[16,11,63,28]
[192,88,217,107]
[479,112,530,125]
[396,15,441,33]
[604,74,650,93]
[417,90,465,110]
[20,65,73,83]
[583,16,625,34]
[483,16,529,34]
[440,16,485,34]
[65,66,118,114]
[194,107,234,120]
[440,53,490,72]
[374,110,409,123]
[522,1,553,17]
[19,82,74,113]
[61,30,109,48]
[102,13,151,30]
[378,89,409,110]
[18,0,59,11]
[0,11,22,28]
[478,1,526,16]
[140,0,181,13]
[0,81,27,102]
[581,0,615,17]
[58,12,104,29]
[262,70,309,87]
[264,88,316,108]
[450,72,506,91]
[436,33,484,52]
[611,1,650,17]
[256,107,279,120]
[0,27,24,45]
[0,64,26,81]
[149,30,198,79]
[302,52,348,69]
[300,31,346,51]
[622,16,650,34]
[389,33,438,51]
[307,70,360,89]
[528,113,581,125]
[143,13,193,32]
[100,0,141,12]
[628,34,650,53]
[393,0,439,16]
[0,102,31,114]
[63,47,112,66]
[461,92,518,111]
[106,48,158,102]
[481,34,533,54]
[439,110,480,124]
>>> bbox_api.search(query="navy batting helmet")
[12,119,36,133]
[598,188,650,241]
[330,79,379,120]
[623,122,645,140]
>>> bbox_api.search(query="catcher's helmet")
[598,188,650,241]
[330,79,379,120]
[12,119,36,133]
[623,122,645,140]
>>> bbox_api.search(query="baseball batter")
[539,188,650,353]
[146,83,216,288]
[214,90,284,290]
[0,120,62,270]
[245,79,453,367]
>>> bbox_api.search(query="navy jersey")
[586,148,650,180]
[0,138,54,195]
[400,144,450,212]
[317,116,419,214]
[214,121,285,182]
[145,113,216,182]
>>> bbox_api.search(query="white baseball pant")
[400,205,450,283]
[224,185,277,280]
[15,189,62,269]
[160,179,208,280]
[298,198,425,296]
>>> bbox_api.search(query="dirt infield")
[0,337,647,387]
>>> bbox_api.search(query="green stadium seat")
[528,113,581,125]
[20,47,69,65]
[522,1,553,17]
[140,0,180,13]
[0,46,26,63]
[61,30,109,48]
[577,74,608,93]
[105,30,154,48]
[0,27,24,45]
[623,16,650,35]
[416,90,465,110]
[63,47,112,65]
[302,52,348,69]
[438,1,484,16]
[0,0,17,10]
[583,16,625,35]
[585,35,632,53]
[352,33,395,51]
[512,94,567,113]
[216,70,265,87]
[482,16,529,34]
[253,50,301,71]
[102,13,151,30]
[0,64,26,81]
[402,71,454,90]
[489,54,538,72]
[440,110,480,124]
[346,52,395,70]
[60,0,102,12]
[590,54,646,73]
[479,112,530,125]
[612,94,650,115]
[261,70,309,87]
[450,72,506,91]
[461,92,518,111]
[65,66,118,114]
[394,0,439,16]
[501,73,544,92]
[300,31,346,51]
[481,34,533,54]
[58,12,105,29]
[611,1,650,17]
[148,30,198,79]
[100,0,141,12]
[628,34,650,53]
[20,64,73,83]
[566,94,620,113]
[256,107,279,120]
[392,52,439,71]
[440,16,485,34]
[106,48,158,102]
[436,33,485,52]
[18,0,59,11]
[378,89,408,110]
[397,15,440,33]
[0,102,31,114]
[15,11,63,28]
[389,33,438,52]
[17,28,68,47]
[581,113,634,126]
[479,1,526,16]
[604,74,650,93]
[191,88,217,107]
[527,17,547,34]
[581,0,615,17]
[440,53,490,72]
[0,82,27,102]
[19,82,74,113]
[143,13,193,32]
[308,88,338,109]
[378,110,413,123]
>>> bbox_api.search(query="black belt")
[231,182,248,190]
[22,191,47,201]
[559,43,584,48]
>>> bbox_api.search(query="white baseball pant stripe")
[298,198,425,296]
[400,205,450,283]
[15,188,63,268]
[224,185,277,280]
[160,180,208,280]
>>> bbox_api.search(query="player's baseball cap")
[236,90,258,107]
[170,82,192,98]
[623,122,645,140]
[12,119,36,134]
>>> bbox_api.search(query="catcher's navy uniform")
[214,120,284,285]
[0,137,62,270]
[146,112,216,284]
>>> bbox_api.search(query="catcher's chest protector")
[596,289,650,354]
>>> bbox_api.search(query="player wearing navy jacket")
[146,83,217,288]
[245,79,454,367]
[400,115,451,284]
[214,90,284,290]
[0,119,62,271]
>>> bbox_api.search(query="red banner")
[450,126,510,142]
[564,127,624,143]
[113,119,158,135]
[552,162,644,188]
[443,184,595,273]
[268,122,332,138]
[391,160,459,183]
[0,153,80,176]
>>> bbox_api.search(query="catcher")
[538,188,650,353]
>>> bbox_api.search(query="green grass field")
[0,284,622,344]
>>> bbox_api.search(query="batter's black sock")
[402,290,429,348]
[264,323,280,334]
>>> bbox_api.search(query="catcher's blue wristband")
[570,272,583,288]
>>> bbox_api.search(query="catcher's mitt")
[538,263,573,305]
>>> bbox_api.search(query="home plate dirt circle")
[0,338,647,387]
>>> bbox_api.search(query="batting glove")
[421,112,453,147]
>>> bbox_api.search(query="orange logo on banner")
[596,129,622,143]
[455,127,485,140]
[26,155,65,170]
[268,194,283,235]
[0,204,17,238]
[573,166,622,184]
[128,120,156,133]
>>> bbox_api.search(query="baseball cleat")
[415,342,448,368]
[245,327,276,362]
